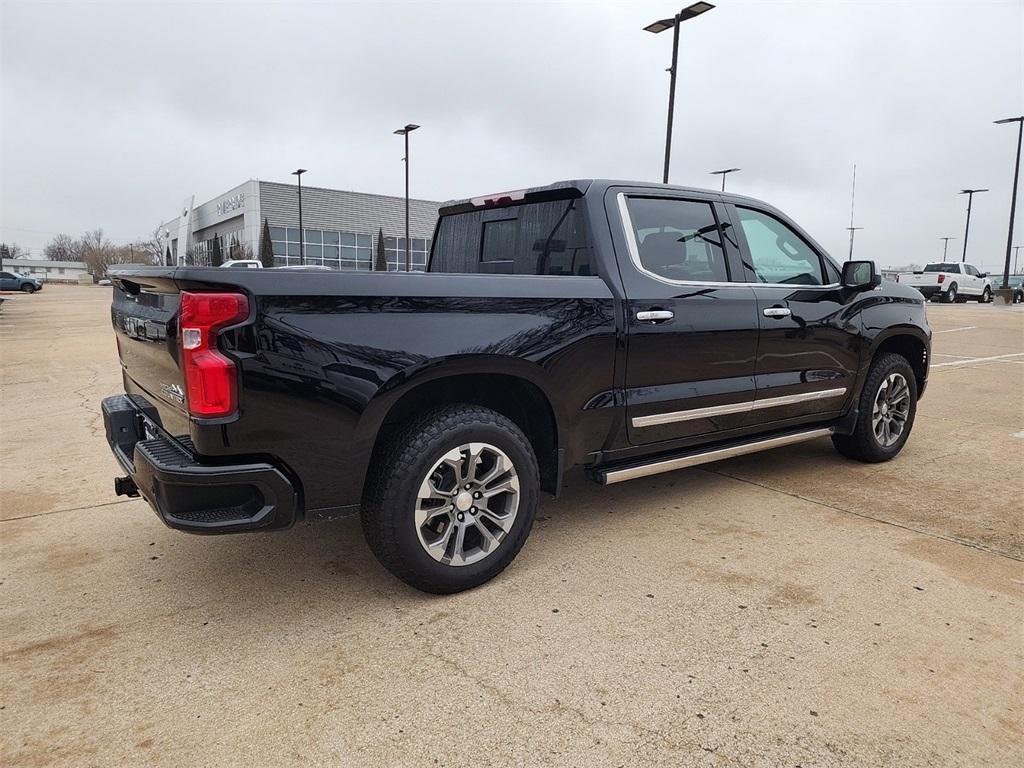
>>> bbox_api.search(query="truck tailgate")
[901,274,939,286]
[110,274,187,430]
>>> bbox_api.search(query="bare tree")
[0,242,28,263]
[133,225,166,265]
[43,233,83,262]
[80,229,149,278]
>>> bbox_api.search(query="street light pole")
[394,123,421,272]
[846,227,863,260]
[710,168,740,191]
[940,237,955,259]
[291,168,307,266]
[959,188,988,263]
[995,117,1023,289]
[1013,244,1022,275]
[643,3,715,184]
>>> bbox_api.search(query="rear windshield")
[429,199,592,276]
[924,263,958,273]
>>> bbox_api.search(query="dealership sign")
[216,193,245,216]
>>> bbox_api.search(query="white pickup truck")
[897,262,992,303]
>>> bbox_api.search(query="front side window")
[625,197,728,282]
[735,207,824,285]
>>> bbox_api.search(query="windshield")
[924,263,958,273]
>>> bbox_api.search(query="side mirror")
[841,260,881,291]
[979,272,988,278]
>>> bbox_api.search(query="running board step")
[597,427,835,485]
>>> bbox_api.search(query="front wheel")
[20,283,35,293]
[361,405,539,594]
[832,353,918,463]
[978,287,991,303]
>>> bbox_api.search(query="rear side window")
[429,199,592,276]
[624,197,729,282]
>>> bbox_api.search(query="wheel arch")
[870,329,929,398]
[357,357,564,497]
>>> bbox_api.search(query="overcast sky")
[2,0,1021,270]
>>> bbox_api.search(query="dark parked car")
[0,271,42,293]
[102,180,931,593]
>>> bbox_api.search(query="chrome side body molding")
[600,427,835,485]
[632,387,847,429]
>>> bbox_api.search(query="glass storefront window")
[266,226,430,271]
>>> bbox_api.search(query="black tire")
[943,283,957,303]
[361,404,539,594]
[20,283,35,293]
[832,353,918,463]
[978,287,991,303]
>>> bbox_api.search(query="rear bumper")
[102,394,299,534]
[910,285,941,298]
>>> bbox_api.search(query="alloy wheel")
[414,442,520,566]
[871,373,911,447]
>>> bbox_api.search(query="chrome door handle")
[636,310,674,322]
[762,307,791,318]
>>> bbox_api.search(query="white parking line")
[931,353,1024,368]
[933,326,977,334]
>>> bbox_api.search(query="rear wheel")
[978,287,991,303]
[832,353,917,463]
[943,283,957,303]
[361,405,539,594]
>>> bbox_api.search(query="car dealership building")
[163,180,441,271]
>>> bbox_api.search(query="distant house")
[3,259,90,283]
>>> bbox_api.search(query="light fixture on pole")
[644,2,715,184]
[394,123,421,272]
[291,168,307,266]
[959,188,988,263]
[710,168,740,191]
[939,236,956,260]
[994,116,1023,289]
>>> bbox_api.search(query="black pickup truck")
[103,180,930,593]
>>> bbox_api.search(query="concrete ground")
[1,285,1021,767]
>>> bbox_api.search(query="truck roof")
[439,179,764,215]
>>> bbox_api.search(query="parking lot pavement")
[2,286,1022,767]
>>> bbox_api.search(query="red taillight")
[179,292,249,418]
[938,274,945,283]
